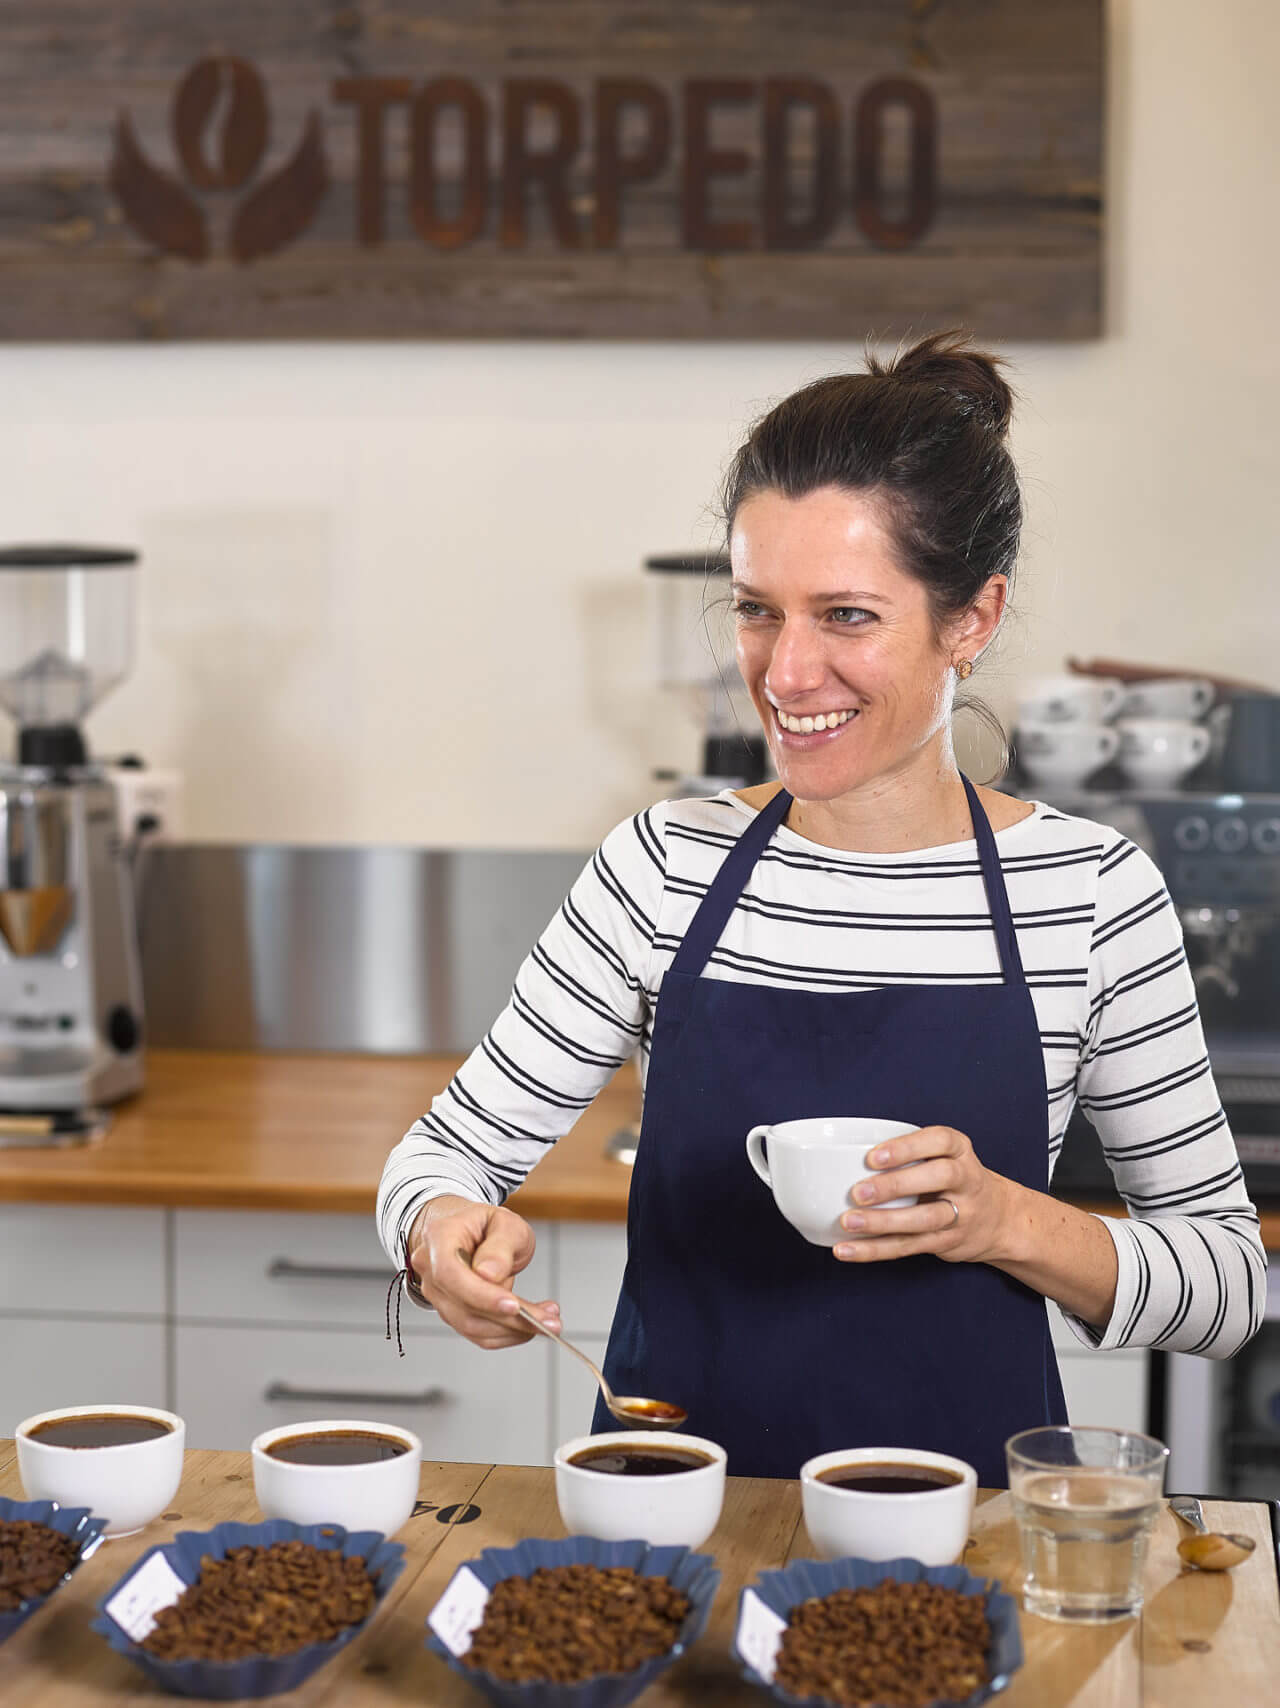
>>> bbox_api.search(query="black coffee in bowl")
[816,1461,964,1494]
[264,1429,410,1466]
[567,1444,713,1476]
[25,1413,174,1450]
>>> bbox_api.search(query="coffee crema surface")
[24,1414,174,1450]
[567,1445,714,1477]
[815,1461,964,1494]
[263,1429,411,1466]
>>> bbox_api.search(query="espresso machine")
[644,552,769,796]
[0,546,146,1136]
[1044,789,1280,1198]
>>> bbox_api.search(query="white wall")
[3,0,1277,849]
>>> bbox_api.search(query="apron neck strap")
[671,778,1026,985]
[960,773,1026,983]
[670,788,792,977]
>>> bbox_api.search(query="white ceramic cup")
[1017,675,1123,726]
[16,1404,186,1538]
[554,1432,727,1548]
[1118,678,1214,721]
[800,1446,978,1565]
[745,1117,919,1246]
[1115,717,1211,789]
[1016,720,1119,790]
[250,1418,422,1539]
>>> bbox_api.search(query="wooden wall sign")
[1,1,1103,341]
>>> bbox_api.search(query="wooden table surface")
[1,1442,1276,1705]
[0,1049,1276,1245]
[0,1050,641,1221]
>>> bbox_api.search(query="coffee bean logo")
[109,55,328,263]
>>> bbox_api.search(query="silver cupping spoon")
[1168,1495,1256,1571]
[514,1304,688,1430]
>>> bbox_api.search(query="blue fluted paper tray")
[733,1555,1023,1708]
[89,1517,405,1700]
[0,1494,109,1644]
[425,1534,721,1708]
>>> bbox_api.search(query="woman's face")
[731,486,973,803]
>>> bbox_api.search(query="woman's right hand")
[406,1195,562,1350]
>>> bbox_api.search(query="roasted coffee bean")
[774,1579,989,1708]
[140,1541,376,1662]
[463,1564,690,1684]
[0,1519,81,1610]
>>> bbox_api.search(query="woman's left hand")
[833,1125,1020,1266]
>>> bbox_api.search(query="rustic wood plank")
[0,0,1102,340]
[1,1452,1277,1705]
[1141,1498,1280,1705]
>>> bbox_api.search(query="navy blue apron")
[593,776,1067,1486]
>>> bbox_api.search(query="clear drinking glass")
[1006,1426,1169,1623]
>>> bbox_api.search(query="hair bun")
[873,329,1015,439]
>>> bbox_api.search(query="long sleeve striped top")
[377,792,1267,1359]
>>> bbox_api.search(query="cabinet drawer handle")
[267,1259,395,1284]
[263,1382,447,1408]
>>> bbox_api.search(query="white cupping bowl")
[800,1446,977,1565]
[554,1432,727,1548]
[250,1419,422,1539]
[16,1404,186,1538]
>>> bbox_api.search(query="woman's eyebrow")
[731,580,893,605]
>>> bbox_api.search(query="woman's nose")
[765,619,826,703]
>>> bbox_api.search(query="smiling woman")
[378,333,1264,1486]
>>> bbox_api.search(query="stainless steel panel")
[138,844,588,1054]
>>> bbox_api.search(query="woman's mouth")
[772,705,860,743]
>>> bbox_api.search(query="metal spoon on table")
[514,1304,688,1430]
[1168,1496,1256,1571]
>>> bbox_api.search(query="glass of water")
[1006,1426,1169,1623]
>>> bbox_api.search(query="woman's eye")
[829,607,873,626]
[733,599,768,620]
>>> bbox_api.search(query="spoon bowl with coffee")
[515,1304,688,1430]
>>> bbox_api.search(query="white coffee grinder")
[0,546,146,1139]
[644,552,770,796]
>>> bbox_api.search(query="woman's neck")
[784,743,977,854]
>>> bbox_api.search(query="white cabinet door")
[552,1333,612,1449]
[175,1323,552,1463]
[1056,1353,1149,1432]
[0,1205,166,1316]
[1050,1307,1149,1432]
[174,1209,552,1329]
[0,1317,167,1436]
[557,1225,626,1336]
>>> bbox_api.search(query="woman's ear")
[952,574,1008,663]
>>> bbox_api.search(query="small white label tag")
[103,1551,188,1642]
[736,1588,788,1682]
[428,1565,490,1657]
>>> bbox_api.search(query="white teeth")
[775,708,856,734]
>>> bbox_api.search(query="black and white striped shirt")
[377,793,1266,1359]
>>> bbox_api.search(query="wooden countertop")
[1,1049,1278,1246]
[0,1442,1275,1705]
[0,1050,640,1221]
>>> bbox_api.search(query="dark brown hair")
[720,330,1021,637]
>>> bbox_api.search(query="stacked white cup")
[1112,679,1213,789]
[1014,675,1122,792]
[1016,674,1215,793]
